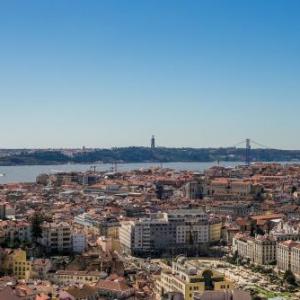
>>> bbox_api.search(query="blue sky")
[0,0,300,149]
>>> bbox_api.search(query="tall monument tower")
[151,135,155,149]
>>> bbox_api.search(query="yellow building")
[97,236,121,253]
[209,221,222,243]
[156,256,233,300]
[12,249,31,280]
[107,225,119,239]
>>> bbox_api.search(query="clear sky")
[0,0,300,149]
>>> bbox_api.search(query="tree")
[284,270,297,286]
[31,212,44,243]
[255,226,265,236]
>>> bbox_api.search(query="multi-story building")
[209,178,253,197]
[291,242,300,276]
[0,220,32,245]
[51,270,103,285]
[209,218,222,243]
[209,203,254,217]
[74,213,120,237]
[39,221,72,254]
[194,290,251,300]
[119,209,222,257]
[72,231,87,253]
[31,258,52,279]
[12,249,32,280]
[270,221,300,242]
[183,181,204,199]
[155,256,233,300]
[232,233,276,265]
[276,240,300,275]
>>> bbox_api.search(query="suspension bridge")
[232,138,276,166]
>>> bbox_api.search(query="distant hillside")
[0,147,300,166]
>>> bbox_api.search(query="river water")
[0,161,244,184]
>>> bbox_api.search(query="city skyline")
[1,1,300,149]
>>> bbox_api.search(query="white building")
[39,221,71,253]
[119,209,219,257]
[277,240,300,275]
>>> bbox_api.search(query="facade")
[232,234,276,265]
[270,220,300,242]
[194,290,251,300]
[12,249,32,280]
[0,220,32,245]
[52,270,103,284]
[209,203,253,217]
[119,209,222,257]
[39,221,72,254]
[209,179,252,196]
[31,258,52,279]
[155,257,233,300]
[74,213,120,237]
[72,232,87,253]
[183,182,204,199]
[291,242,300,275]
[277,240,300,275]
[209,220,222,243]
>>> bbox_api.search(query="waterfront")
[0,161,243,184]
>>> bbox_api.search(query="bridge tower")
[245,138,251,166]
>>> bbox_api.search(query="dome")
[176,255,187,264]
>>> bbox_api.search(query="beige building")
[277,240,300,275]
[232,234,276,265]
[155,256,233,300]
[52,270,103,285]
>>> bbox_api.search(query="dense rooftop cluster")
[1,163,300,299]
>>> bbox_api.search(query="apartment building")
[276,240,300,276]
[52,270,103,285]
[209,203,254,217]
[12,249,32,280]
[291,242,300,275]
[194,290,251,300]
[209,219,222,243]
[232,234,276,265]
[155,256,233,300]
[182,181,204,199]
[270,221,300,242]
[74,213,120,237]
[39,221,72,254]
[119,209,222,257]
[0,220,32,245]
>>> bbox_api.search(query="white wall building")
[39,221,71,253]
